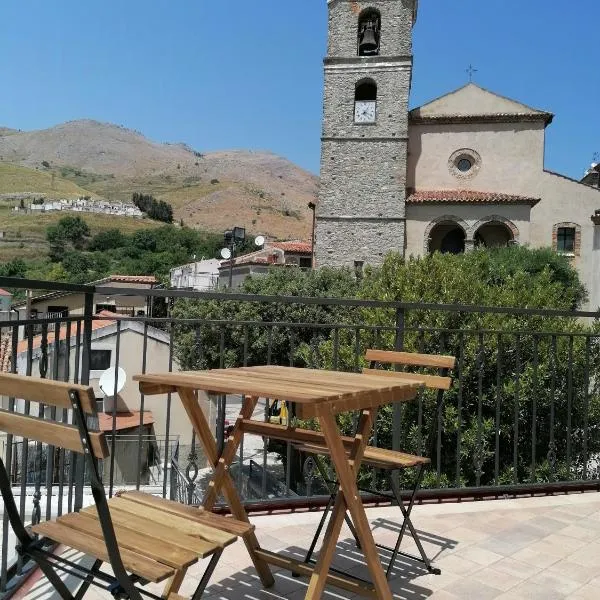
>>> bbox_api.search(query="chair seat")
[32,492,252,584]
[295,442,431,469]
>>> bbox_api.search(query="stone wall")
[317,0,415,267]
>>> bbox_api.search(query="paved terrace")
[17,492,600,600]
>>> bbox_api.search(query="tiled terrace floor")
[19,491,600,600]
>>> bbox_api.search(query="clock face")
[354,101,376,123]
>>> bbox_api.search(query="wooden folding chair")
[300,350,455,578]
[0,373,252,600]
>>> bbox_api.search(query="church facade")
[315,0,600,308]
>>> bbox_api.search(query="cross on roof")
[466,64,478,82]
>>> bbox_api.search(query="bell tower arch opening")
[358,8,381,56]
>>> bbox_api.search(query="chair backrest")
[364,348,456,459]
[0,373,108,459]
[363,349,455,391]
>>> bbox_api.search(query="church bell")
[359,20,379,56]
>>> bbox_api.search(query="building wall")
[407,121,546,194]
[406,204,531,257]
[407,119,600,309]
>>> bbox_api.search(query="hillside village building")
[315,0,600,308]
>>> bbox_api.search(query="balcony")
[1,277,600,599]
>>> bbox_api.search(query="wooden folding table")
[134,366,422,600]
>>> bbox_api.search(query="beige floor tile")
[570,583,600,600]
[510,543,562,568]
[434,553,483,576]
[469,566,524,592]
[567,541,600,567]
[442,578,505,600]
[508,580,569,600]
[492,556,543,579]
[526,569,583,596]
[452,545,504,567]
[544,559,599,585]
[540,532,588,554]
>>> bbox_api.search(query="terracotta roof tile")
[269,241,312,254]
[97,411,154,432]
[407,189,540,206]
[16,313,116,354]
[106,275,157,284]
[0,288,12,296]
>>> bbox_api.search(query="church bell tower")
[315,0,418,268]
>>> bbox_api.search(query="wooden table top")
[134,366,423,418]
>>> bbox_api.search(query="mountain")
[0,120,317,240]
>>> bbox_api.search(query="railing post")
[74,291,94,512]
[392,307,405,457]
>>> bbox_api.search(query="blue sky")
[0,1,598,178]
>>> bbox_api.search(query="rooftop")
[20,492,600,600]
[97,410,154,432]
[407,189,541,206]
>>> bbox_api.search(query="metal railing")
[1,276,600,594]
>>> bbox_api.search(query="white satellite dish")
[99,367,126,397]
[254,235,266,247]
[220,247,232,260]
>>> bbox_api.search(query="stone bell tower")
[315,0,418,268]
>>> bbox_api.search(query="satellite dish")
[99,367,126,397]
[220,247,232,260]
[254,235,265,247]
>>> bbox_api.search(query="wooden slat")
[135,368,422,409]
[314,385,418,418]
[0,373,96,414]
[254,548,377,598]
[0,410,109,458]
[32,520,174,583]
[294,442,430,469]
[119,492,253,537]
[365,349,456,370]
[167,594,187,600]
[81,504,220,558]
[107,497,237,547]
[362,368,452,390]
[57,513,198,570]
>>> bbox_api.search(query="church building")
[315,0,600,308]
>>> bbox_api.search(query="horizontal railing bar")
[209,479,600,515]
[0,278,94,294]
[89,315,598,338]
[2,276,600,319]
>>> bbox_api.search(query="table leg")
[176,388,274,588]
[306,408,392,600]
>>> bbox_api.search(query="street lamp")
[221,227,246,288]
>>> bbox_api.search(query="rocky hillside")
[0,120,317,240]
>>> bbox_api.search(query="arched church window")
[354,79,377,123]
[357,8,381,56]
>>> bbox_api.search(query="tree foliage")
[132,192,173,223]
[172,247,600,492]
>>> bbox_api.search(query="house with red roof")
[0,312,214,486]
[218,240,313,288]
[12,275,158,336]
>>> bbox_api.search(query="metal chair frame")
[302,358,452,579]
[0,387,221,600]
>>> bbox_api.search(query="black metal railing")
[1,276,600,595]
